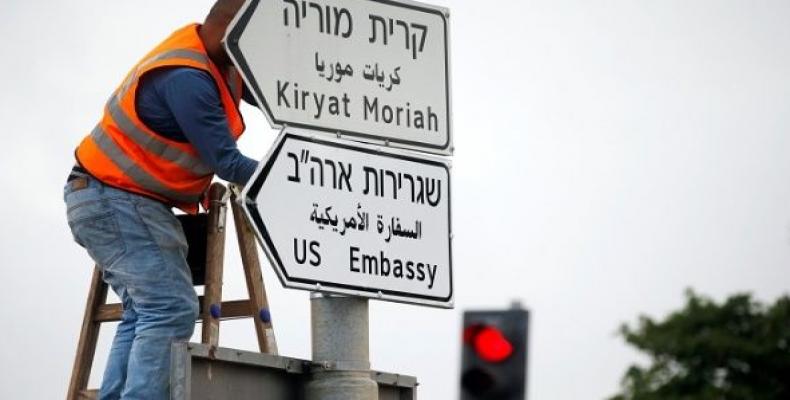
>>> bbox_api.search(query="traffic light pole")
[306,293,379,400]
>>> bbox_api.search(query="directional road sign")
[225,0,452,155]
[241,129,453,307]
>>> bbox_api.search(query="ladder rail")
[66,183,275,400]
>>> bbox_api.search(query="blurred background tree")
[610,290,790,400]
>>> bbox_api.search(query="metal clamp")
[210,188,231,233]
[309,360,371,373]
[228,183,243,205]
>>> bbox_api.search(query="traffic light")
[460,307,529,399]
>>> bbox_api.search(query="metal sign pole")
[306,293,378,400]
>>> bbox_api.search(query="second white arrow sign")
[241,129,453,307]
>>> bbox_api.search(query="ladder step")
[78,389,97,400]
[94,298,256,322]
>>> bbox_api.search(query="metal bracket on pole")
[309,360,372,373]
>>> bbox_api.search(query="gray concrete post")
[305,293,378,400]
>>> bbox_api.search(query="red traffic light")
[464,325,514,363]
[461,309,529,399]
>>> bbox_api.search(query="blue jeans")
[64,174,199,400]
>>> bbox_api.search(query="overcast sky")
[2,1,790,399]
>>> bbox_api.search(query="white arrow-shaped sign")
[241,129,453,307]
[225,0,453,155]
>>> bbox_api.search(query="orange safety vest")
[76,24,245,214]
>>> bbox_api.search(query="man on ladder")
[63,1,255,398]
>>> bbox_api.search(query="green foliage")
[610,290,790,400]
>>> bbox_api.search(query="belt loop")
[94,176,104,194]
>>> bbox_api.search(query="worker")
[63,1,253,398]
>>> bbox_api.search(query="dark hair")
[206,0,246,24]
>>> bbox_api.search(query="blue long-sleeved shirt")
[135,67,258,184]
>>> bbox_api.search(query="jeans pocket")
[68,203,127,267]
[136,201,188,253]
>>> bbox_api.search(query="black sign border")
[226,0,452,153]
[245,132,453,304]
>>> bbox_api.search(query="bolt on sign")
[225,0,452,155]
[241,129,453,307]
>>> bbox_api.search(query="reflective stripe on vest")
[106,96,211,175]
[118,49,209,99]
[89,125,200,204]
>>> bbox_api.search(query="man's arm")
[156,68,258,185]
